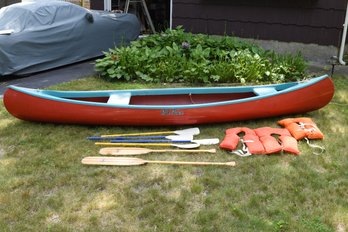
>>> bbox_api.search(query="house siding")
[172,0,347,46]
[90,0,104,10]
[0,0,20,8]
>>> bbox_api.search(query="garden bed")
[95,27,307,84]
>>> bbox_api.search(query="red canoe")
[3,75,334,126]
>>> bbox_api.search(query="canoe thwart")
[107,93,131,105]
[253,87,278,95]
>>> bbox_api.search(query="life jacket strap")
[297,122,323,139]
[305,138,325,155]
[231,139,252,157]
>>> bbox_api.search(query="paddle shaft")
[101,128,199,137]
[108,138,219,145]
[96,142,180,147]
[87,135,193,141]
[102,131,176,137]
[95,142,200,148]
[99,147,216,155]
[145,160,236,166]
[143,149,216,153]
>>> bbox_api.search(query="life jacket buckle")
[230,139,252,157]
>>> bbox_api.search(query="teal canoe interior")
[129,92,256,105]
[63,92,257,106]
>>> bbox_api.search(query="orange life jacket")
[278,117,324,140]
[219,127,266,154]
[220,127,300,155]
[254,127,300,155]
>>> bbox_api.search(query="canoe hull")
[3,76,334,126]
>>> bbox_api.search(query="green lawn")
[0,76,347,232]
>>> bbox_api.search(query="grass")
[0,76,347,231]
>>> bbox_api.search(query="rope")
[304,138,325,155]
[188,93,196,104]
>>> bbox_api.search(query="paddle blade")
[176,127,200,136]
[166,135,194,140]
[191,138,220,145]
[171,143,200,149]
[82,156,146,166]
[99,147,152,155]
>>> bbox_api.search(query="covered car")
[0,1,140,76]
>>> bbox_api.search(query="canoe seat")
[253,87,278,96]
[107,93,131,105]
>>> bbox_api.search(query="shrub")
[95,27,307,83]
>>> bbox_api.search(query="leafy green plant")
[95,26,307,83]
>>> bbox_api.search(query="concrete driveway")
[0,60,96,97]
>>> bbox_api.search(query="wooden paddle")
[101,127,200,137]
[81,156,236,167]
[99,147,217,156]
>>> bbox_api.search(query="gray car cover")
[0,1,140,76]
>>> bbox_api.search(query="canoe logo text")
[161,109,184,116]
